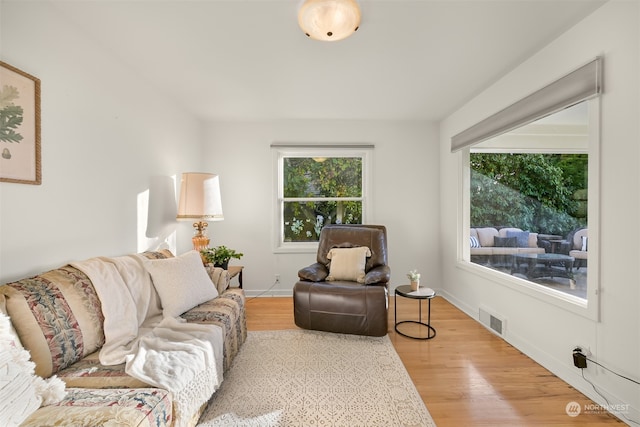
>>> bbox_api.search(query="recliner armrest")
[298,262,329,282]
[364,265,390,285]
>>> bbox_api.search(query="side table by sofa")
[394,285,436,340]
[227,265,243,288]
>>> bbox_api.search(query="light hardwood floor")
[245,295,624,426]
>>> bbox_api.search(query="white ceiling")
[50,0,606,122]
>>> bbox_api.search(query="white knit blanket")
[72,255,223,427]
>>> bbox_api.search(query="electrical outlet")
[573,345,592,357]
[275,274,280,284]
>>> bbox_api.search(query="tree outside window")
[282,156,363,242]
[470,153,587,237]
[273,145,371,250]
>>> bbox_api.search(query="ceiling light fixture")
[298,0,361,42]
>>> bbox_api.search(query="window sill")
[273,242,319,254]
[456,260,596,320]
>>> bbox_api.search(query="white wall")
[203,120,440,295]
[0,3,442,292]
[439,0,640,422]
[0,2,203,282]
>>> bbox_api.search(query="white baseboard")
[243,289,293,298]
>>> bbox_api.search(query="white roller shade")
[451,57,602,152]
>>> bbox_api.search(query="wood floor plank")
[244,295,624,426]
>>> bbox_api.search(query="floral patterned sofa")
[0,249,246,427]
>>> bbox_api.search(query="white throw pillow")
[0,312,66,427]
[0,349,41,427]
[326,246,371,283]
[581,235,588,251]
[145,250,219,318]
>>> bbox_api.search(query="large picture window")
[273,144,372,252]
[452,58,601,318]
[469,102,589,300]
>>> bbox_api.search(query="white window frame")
[272,144,372,253]
[458,99,600,321]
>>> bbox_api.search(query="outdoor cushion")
[572,228,588,250]
[499,227,538,248]
[506,230,530,247]
[569,228,588,261]
[494,236,517,247]
[470,247,494,255]
[475,227,499,247]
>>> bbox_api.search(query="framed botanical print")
[0,61,41,185]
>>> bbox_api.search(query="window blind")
[451,57,602,153]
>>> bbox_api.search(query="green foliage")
[470,153,587,236]
[284,157,362,198]
[553,154,588,190]
[200,245,243,266]
[283,157,363,242]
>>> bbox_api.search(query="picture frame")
[0,61,41,185]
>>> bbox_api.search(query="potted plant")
[407,269,421,291]
[200,245,244,269]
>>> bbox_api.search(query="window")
[468,102,590,300]
[272,144,372,252]
[452,57,601,319]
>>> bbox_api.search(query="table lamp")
[176,172,224,250]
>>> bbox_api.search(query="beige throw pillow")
[326,246,371,283]
[145,250,218,318]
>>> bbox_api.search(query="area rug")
[197,329,436,426]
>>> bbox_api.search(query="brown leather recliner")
[293,224,390,337]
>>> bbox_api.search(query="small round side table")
[394,285,436,340]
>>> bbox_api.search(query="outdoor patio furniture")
[551,227,588,270]
[568,228,588,270]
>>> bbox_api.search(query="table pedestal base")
[395,320,436,340]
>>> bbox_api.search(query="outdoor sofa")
[470,227,545,265]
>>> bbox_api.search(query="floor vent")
[479,307,506,337]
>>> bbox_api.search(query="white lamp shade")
[298,0,361,42]
[177,173,224,221]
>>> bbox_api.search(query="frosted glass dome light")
[298,0,361,42]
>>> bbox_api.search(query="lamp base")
[192,221,210,251]
[192,235,210,251]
